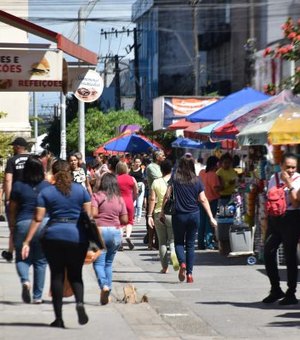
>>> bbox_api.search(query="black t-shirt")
[129,168,145,183]
[5,153,30,182]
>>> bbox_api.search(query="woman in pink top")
[92,172,128,305]
[116,161,138,250]
[198,156,220,250]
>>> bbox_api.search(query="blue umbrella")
[187,88,270,122]
[171,137,218,149]
[104,134,158,154]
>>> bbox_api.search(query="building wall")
[133,0,195,118]
[254,0,300,92]
[0,0,31,138]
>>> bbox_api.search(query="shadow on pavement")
[0,322,50,327]
[197,300,300,311]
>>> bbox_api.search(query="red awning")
[183,122,213,139]
[168,119,195,130]
[0,10,97,65]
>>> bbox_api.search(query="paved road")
[1,219,300,339]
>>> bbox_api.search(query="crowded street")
[1,217,299,340]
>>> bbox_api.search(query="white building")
[0,0,31,138]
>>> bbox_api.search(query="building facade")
[132,0,256,118]
[0,0,31,138]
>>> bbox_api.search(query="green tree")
[66,108,150,154]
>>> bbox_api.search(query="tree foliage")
[66,108,150,155]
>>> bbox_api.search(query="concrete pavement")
[1,219,300,339]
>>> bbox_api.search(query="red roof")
[0,10,97,65]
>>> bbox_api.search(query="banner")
[0,49,63,91]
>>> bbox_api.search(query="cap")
[10,137,28,147]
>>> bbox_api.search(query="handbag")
[78,211,106,250]
[163,184,176,215]
[84,244,101,265]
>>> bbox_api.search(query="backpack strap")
[275,172,281,188]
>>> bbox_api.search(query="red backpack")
[266,173,287,217]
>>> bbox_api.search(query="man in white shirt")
[263,153,300,305]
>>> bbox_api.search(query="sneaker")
[126,237,135,250]
[76,303,89,325]
[32,299,44,304]
[171,253,179,271]
[22,282,31,304]
[178,263,186,282]
[100,286,110,305]
[262,289,285,303]
[279,294,298,305]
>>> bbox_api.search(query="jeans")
[264,210,300,295]
[172,211,199,274]
[134,182,145,219]
[93,227,122,290]
[14,219,48,299]
[154,213,175,269]
[198,199,218,249]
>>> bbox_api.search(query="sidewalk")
[1,219,300,339]
[0,221,180,340]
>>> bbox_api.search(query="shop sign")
[72,69,104,103]
[0,49,63,91]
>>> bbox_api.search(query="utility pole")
[33,92,38,153]
[133,28,141,113]
[245,0,256,87]
[191,1,200,96]
[101,28,141,112]
[114,55,121,110]
[75,1,99,161]
[78,8,85,161]
[60,93,66,160]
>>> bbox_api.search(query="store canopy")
[171,137,218,150]
[237,92,300,145]
[168,119,194,130]
[210,100,269,140]
[103,133,159,154]
[183,121,213,139]
[187,88,270,122]
[0,10,97,65]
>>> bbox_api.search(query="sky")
[25,0,136,115]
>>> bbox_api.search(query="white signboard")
[73,69,104,103]
[0,49,63,91]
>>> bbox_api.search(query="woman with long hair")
[92,172,128,305]
[68,152,92,196]
[22,160,91,328]
[160,154,217,283]
[116,161,138,250]
[9,156,51,304]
